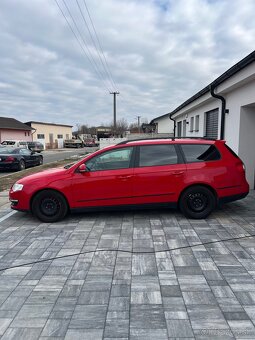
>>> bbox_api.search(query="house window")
[195,115,199,132]
[190,117,194,132]
[37,134,45,139]
[177,121,182,137]
[57,134,63,139]
[205,109,219,139]
[183,120,186,137]
[66,134,69,139]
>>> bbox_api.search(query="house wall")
[0,129,32,143]
[154,115,174,133]
[175,100,221,138]
[239,106,255,189]
[224,80,255,152]
[30,123,72,149]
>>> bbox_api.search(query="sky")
[0,0,255,129]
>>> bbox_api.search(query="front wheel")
[18,159,25,171]
[38,156,43,166]
[31,190,68,223]
[179,186,216,219]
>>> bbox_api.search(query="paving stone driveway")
[0,191,255,339]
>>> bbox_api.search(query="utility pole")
[136,115,141,133]
[110,91,119,135]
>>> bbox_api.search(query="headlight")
[12,183,24,192]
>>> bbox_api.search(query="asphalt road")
[0,147,98,177]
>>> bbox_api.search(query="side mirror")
[78,164,87,173]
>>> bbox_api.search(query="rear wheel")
[179,185,216,219]
[31,190,68,223]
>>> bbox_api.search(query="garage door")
[205,109,219,139]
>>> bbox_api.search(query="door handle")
[118,175,132,180]
[172,171,184,175]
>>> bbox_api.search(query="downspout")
[209,84,226,139]
[169,114,176,138]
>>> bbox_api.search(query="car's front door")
[132,144,186,204]
[71,147,135,209]
[19,148,34,166]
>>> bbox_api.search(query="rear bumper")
[218,191,249,205]
[0,163,18,170]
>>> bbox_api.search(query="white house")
[150,113,174,134]
[152,50,255,188]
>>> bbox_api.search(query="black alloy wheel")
[32,190,68,223]
[179,185,216,219]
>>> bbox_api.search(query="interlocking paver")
[0,191,254,338]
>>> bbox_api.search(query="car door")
[132,144,186,204]
[18,148,32,166]
[71,147,135,209]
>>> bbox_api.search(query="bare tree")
[110,118,128,136]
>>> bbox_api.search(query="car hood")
[16,167,69,184]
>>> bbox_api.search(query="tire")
[179,185,216,219]
[31,190,68,223]
[38,156,43,166]
[18,159,25,171]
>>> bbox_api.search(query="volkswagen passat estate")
[9,138,249,222]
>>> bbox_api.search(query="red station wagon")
[9,138,249,222]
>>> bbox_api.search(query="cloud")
[0,0,255,128]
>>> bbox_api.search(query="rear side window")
[139,144,177,167]
[181,144,221,163]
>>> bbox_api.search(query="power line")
[75,0,116,92]
[54,0,110,92]
[82,0,119,92]
[61,0,111,91]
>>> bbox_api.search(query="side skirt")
[70,202,178,214]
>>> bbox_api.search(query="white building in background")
[151,50,255,188]
[150,113,174,134]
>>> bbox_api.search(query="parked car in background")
[27,141,44,153]
[64,139,84,148]
[1,140,24,147]
[0,147,43,171]
[83,138,97,147]
[9,138,249,222]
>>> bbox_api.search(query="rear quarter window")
[181,144,221,163]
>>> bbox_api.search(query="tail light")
[236,161,245,173]
[4,156,15,163]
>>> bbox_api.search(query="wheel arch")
[30,188,70,212]
[178,183,218,207]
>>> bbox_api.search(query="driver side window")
[86,147,133,171]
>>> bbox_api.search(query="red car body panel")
[9,139,249,215]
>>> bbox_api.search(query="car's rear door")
[132,144,186,204]
[71,147,135,208]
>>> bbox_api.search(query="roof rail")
[117,136,217,145]
[116,136,174,145]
